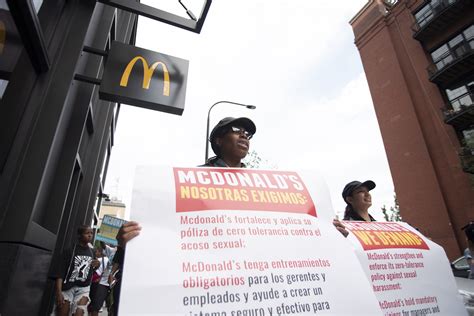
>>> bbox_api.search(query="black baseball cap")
[210,117,256,156]
[342,180,376,202]
[462,222,474,243]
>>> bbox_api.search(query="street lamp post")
[205,101,256,163]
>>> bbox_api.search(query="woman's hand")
[91,258,100,269]
[333,218,349,238]
[116,221,142,248]
[108,273,116,286]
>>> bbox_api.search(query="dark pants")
[89,282,110,312]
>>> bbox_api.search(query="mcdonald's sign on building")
[99,41,189,115]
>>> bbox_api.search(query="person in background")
[99,241,116,263]
[89,247,110,315]
[333,180,376,237]
[462,222,474,279]
[53,225,99,316]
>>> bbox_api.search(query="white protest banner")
[119,166,382,315]
[344,221,467,316]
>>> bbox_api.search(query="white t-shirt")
[95,256,110,286]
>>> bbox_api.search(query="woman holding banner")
[333,180,376,237]
[113,116,257,247]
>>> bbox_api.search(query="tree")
[243,150,277,169]
[381,194,402,222]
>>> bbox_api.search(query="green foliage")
[381,194,402,222]
[243,150,277,169]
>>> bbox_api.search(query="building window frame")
[445,81,474,111]
[429,24,474,72]
[413,0,457,29]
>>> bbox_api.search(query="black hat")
[342,180,376,202]
[462,222,474,243]
[210,117,256,156]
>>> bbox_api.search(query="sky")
[104,0,396,220]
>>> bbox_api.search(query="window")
[448,34,463,48]
[92,186,103,226]
[0,1,23,81]
[0,79,7,99]
[0,0,25,170]
[430,24,474,71]
[464,25,474,50]
[431,44,452,70]
[414,5,433,27]
[99,140,111,187]
[113,103,120,123]
[32,0,44,13]
[445,81,473,111]
[414,0,459,29]
[463,25,474,39]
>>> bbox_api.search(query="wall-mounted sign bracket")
[74,45,109,85]
[74,74,101,85]
[97,0,212,34]
[83,45,108,57]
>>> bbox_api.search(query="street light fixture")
[205,101,256,163]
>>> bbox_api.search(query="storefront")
[0,0,137,313]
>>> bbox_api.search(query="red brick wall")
[351,0,474,260]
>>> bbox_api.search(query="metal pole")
[204,101,256,163]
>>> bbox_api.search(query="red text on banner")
[173,168,316,216]
[344,222,429,251]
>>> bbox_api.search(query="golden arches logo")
[0,21,5,55]
[120,56,170,96]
